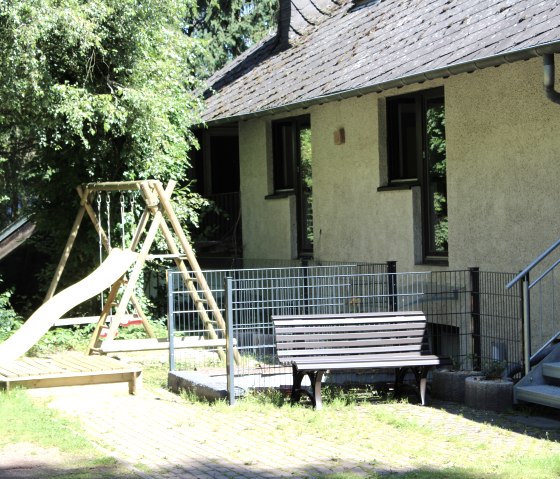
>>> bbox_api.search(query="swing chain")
[120,193,126,250]
[97,193,105,311]
[105,192,111,248]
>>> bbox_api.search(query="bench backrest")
[272,311,432,363]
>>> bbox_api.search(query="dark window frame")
[272,116,310,192]
[386,87,448,263]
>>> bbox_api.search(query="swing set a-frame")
[44,179,239,363]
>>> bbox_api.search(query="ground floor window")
[271,115,313,257]
[386,88,447,262]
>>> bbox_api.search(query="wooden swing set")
[46,179,239,362]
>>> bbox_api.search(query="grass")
[2,358,560,478]
[170,385,560,479]
[0,389,132,477]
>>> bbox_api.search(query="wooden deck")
[0,353,141,394]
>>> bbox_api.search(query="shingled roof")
[203,0,560,125]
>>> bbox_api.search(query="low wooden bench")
[0,354,141,394]
[273,311,451,409]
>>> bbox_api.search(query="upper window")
[386,88,448,261]
[272,116,310,191]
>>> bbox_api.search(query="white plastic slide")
[0,248,138,362]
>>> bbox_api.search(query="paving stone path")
[3,382,560,479]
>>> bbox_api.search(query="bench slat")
[277,344,426,357]
[276,322,426,334]
[294,357,445,370]
[276,329,426,342]
[273,315,425,327]
[277,338,426,350]
[272,311,424,321]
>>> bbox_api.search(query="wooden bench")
[0,354,141,394]
[273,311,451,409]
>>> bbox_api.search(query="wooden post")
[44,192,86,301]
[87,279,125,354]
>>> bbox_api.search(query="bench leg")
[418,366,429,406]
[291,366,305,405]
[290,366,325,410]
[395,366,430,405]
[394,367,407,401]
[311,370,325,410]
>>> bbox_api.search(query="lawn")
[1,361,560,479]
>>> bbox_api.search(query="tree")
[185,0,278,75]
[0,0,207,296]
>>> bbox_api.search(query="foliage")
[481,359,508,380]
[0,0,209,295]
[426,102,448,252]
[0,283,23,342]
[184,0,278,75]
[27,318,168,356]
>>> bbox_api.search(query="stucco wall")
[445,58,560,272]
[238,119,295,259]
[237,58,560,274]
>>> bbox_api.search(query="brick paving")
[6,381,560,479]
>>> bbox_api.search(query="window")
[386,88,448,261]
[271,115,313,256]
[272,116,310,191]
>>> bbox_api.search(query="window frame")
[385,87,448,263]
[272,116,310,193]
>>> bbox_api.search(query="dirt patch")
[0,441,136,479]
[0,442,74,478]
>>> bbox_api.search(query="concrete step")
[516,384,560,409]
[543,362,560,379]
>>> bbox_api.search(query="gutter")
[204,40,560,127]
[544,53,560,104]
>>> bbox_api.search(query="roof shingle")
[203,0,560,124]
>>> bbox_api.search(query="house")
[201,0,560,272]
[198,0,560,386]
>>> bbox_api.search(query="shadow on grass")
[430,399,560,442]
[0,465,144,479]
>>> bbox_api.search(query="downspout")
[544,54,560,104]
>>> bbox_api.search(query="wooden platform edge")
[0,356,142,395]
[0,369,142,394]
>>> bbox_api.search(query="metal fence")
[167,263,522,392]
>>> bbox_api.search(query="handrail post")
[469,267,481,370]
[521,273,531,376]
[168,270,176,372]
[387,261,397,312]
[225,276,236,406]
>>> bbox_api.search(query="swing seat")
[119,315,143,327]
[99,327,117,339]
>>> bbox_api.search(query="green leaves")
[185,0,278,74]
[0,0,209,294]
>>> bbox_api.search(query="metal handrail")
[506,237,560,289]
[505,236,560,376]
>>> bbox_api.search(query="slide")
[0,248,138,362]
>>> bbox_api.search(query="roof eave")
[203,40,560,127]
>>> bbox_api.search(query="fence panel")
[167,263,522,390]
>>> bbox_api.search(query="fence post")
[469,267,481,370]
[167,270,176,372]
[521,273,531,376]
[224,276,236,406]
[387,261,397,312]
